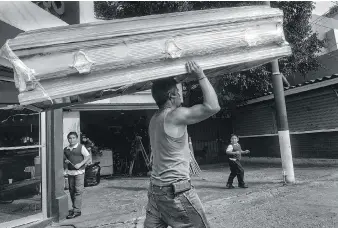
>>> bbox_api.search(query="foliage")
[324,1,338,18]
[274,1,324,78]
[94,1,324,113]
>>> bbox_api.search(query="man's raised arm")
[173,61,220,125]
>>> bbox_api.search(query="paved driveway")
[47,163,338,228]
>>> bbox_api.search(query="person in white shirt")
[63,132,90,219]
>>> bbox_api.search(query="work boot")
[238,183,248,188]
[226,183,235,189]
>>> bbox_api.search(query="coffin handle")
[164,39,183,59]
[70,50,95,74]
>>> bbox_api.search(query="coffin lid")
[8,5,282,51]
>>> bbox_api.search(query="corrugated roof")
[243,74,338,106]
[260,74,338,97]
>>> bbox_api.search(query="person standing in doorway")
[64,132,90,219]
[144,61,220,228]
[225,134,250,189]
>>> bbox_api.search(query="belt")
[151,180,191,194]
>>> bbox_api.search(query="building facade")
[234,75,338,158]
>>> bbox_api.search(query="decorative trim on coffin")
[70,50,95,74]
[164,39,183,59]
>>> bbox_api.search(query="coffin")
[0,5,292,110]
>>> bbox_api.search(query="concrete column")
[79,1,102,23]
[40,112,48,219]
[46,109,68,221]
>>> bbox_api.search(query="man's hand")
[244,150,250,154]
[186,61,205,80]
[64,159,71,164]
[74,163,82,170]
[171,60,219,126]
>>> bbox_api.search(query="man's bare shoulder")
[167,107,189,120]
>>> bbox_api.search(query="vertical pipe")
[271,60,295,183]
[264,1,295,183]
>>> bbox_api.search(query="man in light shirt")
[64,132,90,219]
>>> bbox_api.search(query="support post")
[271,60,295,183]
[264,1,295,184]
[46,109,68,221]
[40,112,48,219]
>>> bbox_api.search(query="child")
[225,134,250,189]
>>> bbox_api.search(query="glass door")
[0,110,46,227]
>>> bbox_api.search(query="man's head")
[67,132,78,146]
[151,78,181,108]
[230,134,239,144]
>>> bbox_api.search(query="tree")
[323,2,338,18]
[274,2,324,78]
[94,1,324,113]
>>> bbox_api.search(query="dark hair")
[67,132,78,138]
[151,78,177,108]
[230,134,238,139]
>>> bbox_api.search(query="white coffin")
[0,6,292,109]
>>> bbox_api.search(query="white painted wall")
[79,1,103,23]
[310,14,338,55]
[63,111,81,148]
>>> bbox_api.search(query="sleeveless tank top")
[149,108,190,186]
